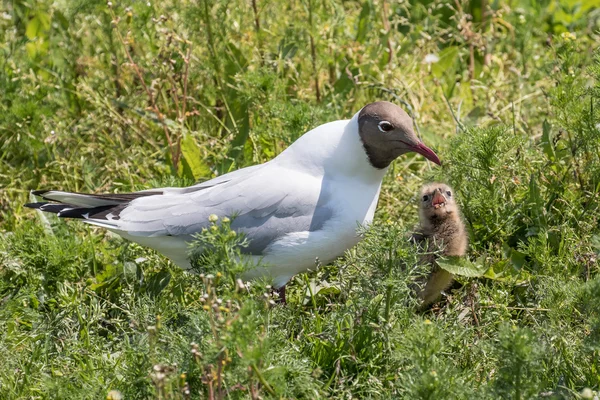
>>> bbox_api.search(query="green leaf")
[482,260,532,283]
[222,104,250,173]
[483,264,503,280]
[591,234,600,255]
[303,280,341,304]
[26,17,42,40]
[528,173,544,219]
[510,250,527,269]
[90,264,120,292]
[54,10,69,30]
[26,13,51,40]
[122,262,138,283]
[333,70,355,95]
[437,256,488,277]
[355,1,373,44]
[224,42,248,82]
[432,46,459,78]
[180,134,212,180]
[540,120,555,160]
[279,39,298,59]
[25,40,49,59]
[145,270,171,297]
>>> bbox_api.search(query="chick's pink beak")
[432,190,446,207]
[412,142,441,165]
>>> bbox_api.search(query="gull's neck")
[274,112,387,183]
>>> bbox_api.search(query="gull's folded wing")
[26,162,334,257]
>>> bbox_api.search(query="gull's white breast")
[242,171,384,287]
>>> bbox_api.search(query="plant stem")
[250,364,275,395]
[381,0,393,67]
[307,0,320,102]
[384,247,394,323]
[251,0,264,64]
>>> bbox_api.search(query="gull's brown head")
[419,182,458,222]
[358,101,441,169]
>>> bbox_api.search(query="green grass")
[2,0,600,398]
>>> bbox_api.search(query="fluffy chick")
[413,183,468,308]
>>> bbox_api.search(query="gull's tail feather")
[24,189,162,226]
[24,201,118,219]
[29,189,161,207]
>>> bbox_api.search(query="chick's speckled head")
[419,182,458,222]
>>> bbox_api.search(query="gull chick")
[25,101,441,298]
[413,183,467,308]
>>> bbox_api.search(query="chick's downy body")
[414,183,467,307]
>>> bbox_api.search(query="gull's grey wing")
[25,162,335,257]
[111,165,334,256]
[231,198,334,255]
[158,164,264,195]
[28,164,266,210]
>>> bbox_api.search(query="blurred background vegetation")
[2,0,600,398]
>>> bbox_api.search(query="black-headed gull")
[26,101,440,292]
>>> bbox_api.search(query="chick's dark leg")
[276,285,286,304]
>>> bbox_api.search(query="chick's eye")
[446,191,452,197]
[378,121,394,132]
[422,195,429,202]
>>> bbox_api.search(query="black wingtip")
[25,203,78,215]
[25,201,119,219]
[31,190,49,197]
[24,202,46,209]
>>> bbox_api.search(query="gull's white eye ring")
[378,121,393,132]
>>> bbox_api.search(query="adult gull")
[26,101,441,293]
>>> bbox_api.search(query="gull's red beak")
[412,142,441,165]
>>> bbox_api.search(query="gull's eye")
[422,195,429,202]
[446,191,452,197]
[378,121,394,132]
